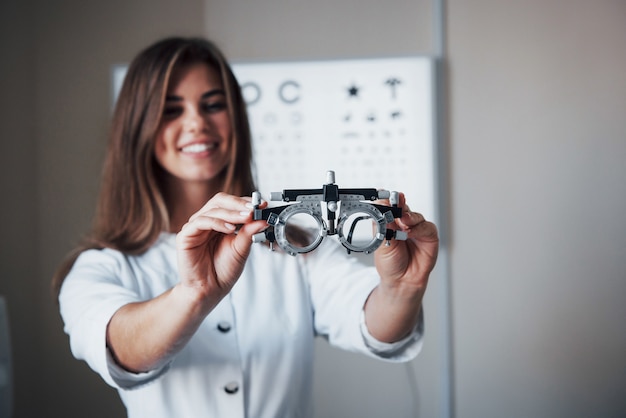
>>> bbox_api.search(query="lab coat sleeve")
[305,239,424,362]
[58,249,169,390]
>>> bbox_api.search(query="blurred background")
[1,0,625,417]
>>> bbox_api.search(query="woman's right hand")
[106,194,267,373]
[175,192,268,305]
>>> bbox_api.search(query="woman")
[54,36,439,417]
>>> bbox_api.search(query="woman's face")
[154,62,231,186]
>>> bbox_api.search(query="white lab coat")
[59,232,423,418]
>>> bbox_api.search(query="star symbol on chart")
[346,84,360,98]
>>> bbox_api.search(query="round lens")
[274,204,326,256]
[284,212,322,250]
[337,202,387,254]
[340,212,378,249]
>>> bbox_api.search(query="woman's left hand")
[374,192,439,292]
[364,193,439,342]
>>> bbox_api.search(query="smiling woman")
[156,64,230,175]
[51,36,438,418]
[154,63,234,231]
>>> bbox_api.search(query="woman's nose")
[183,107,207,132]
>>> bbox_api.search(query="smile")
[180,143,218,153]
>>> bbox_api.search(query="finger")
[179,215,239,239]
[190,193,255,222]
[231,219,270,254]
[398,209,426,229]
[404,214,439,247]
[190,206,254,228]
[392,202,438,241]
[407,219,439,242]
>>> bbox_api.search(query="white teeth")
[181,143,216,153]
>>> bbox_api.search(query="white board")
[232,57,436,220]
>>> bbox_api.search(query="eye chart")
[232,57,437,220]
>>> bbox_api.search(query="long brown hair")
[52,37,256,296]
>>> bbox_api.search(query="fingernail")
[245,202,254,209]
[225,223,236,230]
[240,210,251,216]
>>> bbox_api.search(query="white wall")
[0,1,624,417]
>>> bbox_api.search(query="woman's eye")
[202,102,227,113]
[163,106,182,118]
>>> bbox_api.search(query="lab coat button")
[224,381,239,394]
[217,321,231,333]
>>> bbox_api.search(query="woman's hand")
[365,192,439,343]
[175,192,268,303]
[106,193,268,373]
[374,192,439,294]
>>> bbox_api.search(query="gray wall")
[449,2,626,417]
[1,2,39,417]
[1,0,624,417]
